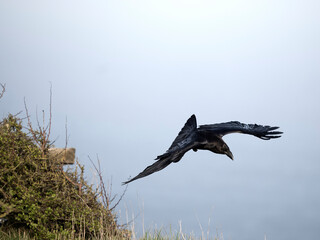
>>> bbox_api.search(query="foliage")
[0,115,128,239]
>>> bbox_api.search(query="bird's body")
[123,115,282,184]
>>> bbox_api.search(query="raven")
[123,114,282,184]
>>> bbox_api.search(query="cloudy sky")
[1,1,320,239]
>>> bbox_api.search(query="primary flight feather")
[123,114,282,184]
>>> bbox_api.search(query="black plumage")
[123,114,282,184]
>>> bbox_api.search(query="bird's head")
[214,138,233,160]
[219,141,234,160]
[208,138,234,160]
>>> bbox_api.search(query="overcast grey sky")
[1,1,320,239]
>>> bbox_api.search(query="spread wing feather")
[122,159,172,185]
[168,114,197,151]
[155,114,197,160]
[123,143,197,185]
[199,121,282,140]
[123,115,198,184]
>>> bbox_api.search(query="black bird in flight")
[123,114,282,184]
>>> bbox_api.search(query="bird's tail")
[122,158,172,185]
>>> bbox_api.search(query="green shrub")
[0,115,128,239]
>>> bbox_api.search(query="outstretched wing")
[123,115,198,184]
[122,158,172,185]
[156,114,197,159]
[199,121,282,140]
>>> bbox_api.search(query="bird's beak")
[226,150,234,160]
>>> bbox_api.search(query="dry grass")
[0,222,223,240]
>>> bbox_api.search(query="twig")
[47,82,52,142]
[89,156,127,211]
[24,98,39,147]
[62,168,82,194]
[89,156,109,208]
[110,184,127,211]
[65,116,69,148]
[24,84,53,157]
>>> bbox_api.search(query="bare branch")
[89,156,127,212]
[24,84,53,156]
[47,82,52,143]
[35,106,42,131]
[90,156,109,208]
[24,98,39,148]
[110,184,127,211]
[65,116,69,149]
